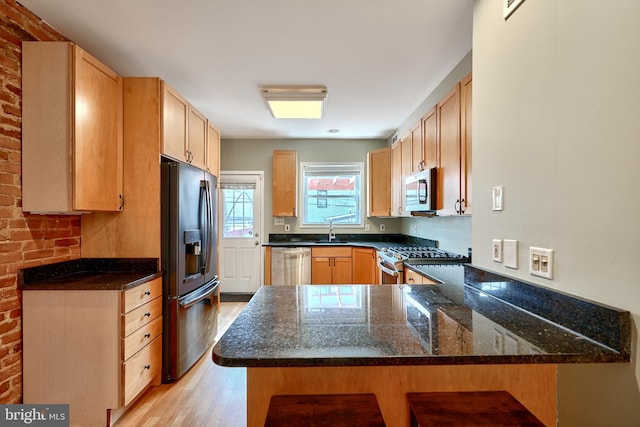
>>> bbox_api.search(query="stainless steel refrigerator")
[161,158,219,382]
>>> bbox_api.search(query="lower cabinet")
[352,247,378,284]
[311,246,353,284]
[404,267,438,285]
[22,277,163,427]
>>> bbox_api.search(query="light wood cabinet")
[367,147,391,217]
[436,72,472,215]
[188,105,208,170]
[352,247,377,284]
[22,277,163,426]
[22,41,124,213]
[410,122,423,174]
[272,150,298,217]
[311,246,353,284]
[207,121,221,177]
[162,81,189,163]
[404,267,438,285]
[391,140,403,217]
[422,106,438,170]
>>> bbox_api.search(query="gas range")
[377,246,469,270]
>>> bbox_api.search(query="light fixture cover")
[262,86,327,119]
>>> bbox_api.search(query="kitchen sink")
[313,240,349,245]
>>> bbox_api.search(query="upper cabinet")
[207,122,221,177]
[161,81,219,174]
[410,122,423,174]
[391,140,403,217]
[367,147,391,217]
[272,150,298,217]
[422,106,438,171]
[437,72,472,216]
[22,41,124,213]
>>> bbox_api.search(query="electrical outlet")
[530,247,554,279]
[492,239,503,262]
[274,218,284,225]
[503,239,518,269]
[284,224,290,232]
[380,224,385,232]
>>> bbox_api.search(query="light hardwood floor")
[115,302,248,427]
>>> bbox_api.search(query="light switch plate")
[492,186,504,211]
[492,239,503,262]
[503,239,518,269]
[530,247,554,279]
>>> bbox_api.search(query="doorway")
[218,171,264,300]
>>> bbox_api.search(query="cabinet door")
[272,150,298,217]
[311,257,332,284]
[352,248,376,284]
[400,135,411,216]
[188,105,207,170]
[460,72,472,215]
[207,121,221,177]
[74,46,124,211]
[391,140,402,217]
[422,106,438,170]
[162,82,188,162]
[404,268,423,285]
[367,147,391,217]
[437,83,461,215]
[333,257,353,284]
[410,122,423,174]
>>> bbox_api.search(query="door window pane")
[221,184,255,238]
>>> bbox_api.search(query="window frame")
[299,161,365,229]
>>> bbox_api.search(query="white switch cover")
[503,239,518,269]
[529,247,554,279]
[492,239,503,262]
[492,186,504,211]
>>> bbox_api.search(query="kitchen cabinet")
[410,122,423,174]
[161,82,211,170]
[400,135,412,216]
[272,150,298,217]
[22,41,124,213]
[436,72,472,215]
[207,121,221,177]
[352,247,377,284]
[367,147,391,216]
[22,277,163,426]
[390,140,403,217]
[422,106,438,170]
[311,246,353,284]
[404,267,438,285]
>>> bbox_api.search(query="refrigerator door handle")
[178,278,220,308]
[204,180,213,275]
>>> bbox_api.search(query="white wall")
[473,0,640,424]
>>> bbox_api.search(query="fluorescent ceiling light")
[262,86,327,119]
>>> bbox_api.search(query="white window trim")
[298,161,365,229]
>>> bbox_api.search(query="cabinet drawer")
[123,277,162,313]
[122,296,162,337]
[122,316,162,361]
[311,246,352,257]
[122,336,162,406]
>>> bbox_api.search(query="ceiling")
[19,0,473,140]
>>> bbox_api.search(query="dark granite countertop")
[212,264,630,368]
[264,233,437,249]
[19,258,162,291]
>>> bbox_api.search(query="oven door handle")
[377,260,400,277]
[178,278,220,308]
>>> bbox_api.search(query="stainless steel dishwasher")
[270,247,311,285]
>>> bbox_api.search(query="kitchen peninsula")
[212,264,630,427]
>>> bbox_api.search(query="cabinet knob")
[144,365,151,370]
[144,290,151,296]
[144,333,151,339]
[144,312,151,317]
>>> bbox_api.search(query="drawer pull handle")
[144,312,151,317]
[144,365,151,370]
[144,290,151,296]
[144,333,151,339]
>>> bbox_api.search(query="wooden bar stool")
[264,393,386,427]
[407,391,545,427]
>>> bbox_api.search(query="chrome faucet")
[328,219,336,242]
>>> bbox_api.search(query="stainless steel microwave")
[405,167,437,213]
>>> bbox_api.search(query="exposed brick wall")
[0,0,79,404]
